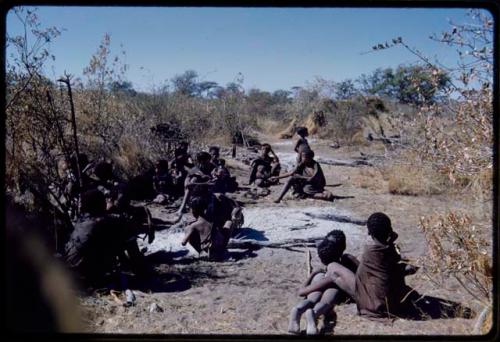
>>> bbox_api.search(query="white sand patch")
[140,206,367,259]
[239,206,367,248]
[275,152,297,171]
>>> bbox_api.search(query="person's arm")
[301,269,324,287]
[294,139,301,152]
[301,162,319,182]
[181,223,196,246]
[298,277,334,297]
[269,171,294,182]
[269,148,280,162]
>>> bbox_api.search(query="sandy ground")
[78,135,492,336]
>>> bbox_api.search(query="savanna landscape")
[5,6,495,337]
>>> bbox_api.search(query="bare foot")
[288,309,301,334]
[305,309,318,335]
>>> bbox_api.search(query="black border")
[1,1,498,341]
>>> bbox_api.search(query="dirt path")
[79,135,486,335]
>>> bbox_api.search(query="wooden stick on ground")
[306,245,312,277]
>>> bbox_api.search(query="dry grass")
[419,210,492,305]
[384,162,448,196]
[352,167,387,191]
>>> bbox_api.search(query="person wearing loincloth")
[248,143,281,188]
[271,149,333,203]
[297,212,419,322]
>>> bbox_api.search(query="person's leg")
[311,190,334,201]
[176,183,191,215]
[288,291,322,334]
[271,162,281,177]
[274,178,295,203]
[305,288,341,335]
[326,262,356,299]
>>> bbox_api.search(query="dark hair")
[367,212,393,242]
[317,230,346,265]
[81,189,106,216]
[302,149,315,159]
[218,158,226,166]
[196,151,211,163]
[70,153,89,172]
[296,126,308,136]
[155,159,169,172]
[94,162,113,181]
[209,146,220,153]
[261,143,271,149]
[190,196,208,216]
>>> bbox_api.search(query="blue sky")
[6,6,490,92]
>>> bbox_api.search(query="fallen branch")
[304,212,367,226]
[228,237,320,250]
[317,158,373,167]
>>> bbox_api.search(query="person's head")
[196,151,212,167]
[155,159,169,174]
[94,161,113,182]
[81,189,106,217]
[190,196,208,218]
[70,153,89,173]
[208,146,220,160]
[296,127,309,138]
[261,143,271,154]
[367,212,397,244]
[317,230,346,265]
[301,149,315,165]
[218,158,226,167]
[178,141,189,152]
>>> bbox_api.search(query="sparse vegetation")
[5,6,494,336]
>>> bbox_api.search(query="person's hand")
[269,176,277,182]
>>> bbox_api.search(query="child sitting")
[288,230,358,335]
[297,212,418,324]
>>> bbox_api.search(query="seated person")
[205,190,243,246]
[208,146,222,166]
[298,213,418,322]
[294,127,311,165]
[271,150,332,203]
[289,230,358,335]
[248,143,281,187]
[211,159,238,194]
[181,196,227,261]
[152,159,173,202]
[176,152,216,216]
[64,190,144,284]
[170,141,194,197]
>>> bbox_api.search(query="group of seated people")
[58,126,337,283]
[289,212,420,335]
[248,126,334,203]
[58,142,245,285]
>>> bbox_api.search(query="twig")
[306,246,312,277]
